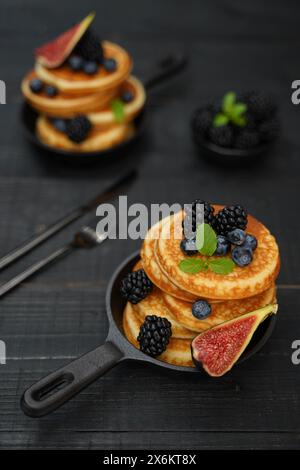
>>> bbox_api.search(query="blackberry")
[137,315,172,357]
[240,91,277,121]
[74,29,103,63]
[66,116,92,143]
[235,130,260,149]
[209,125,233,147]
[120,269,153,304]
[191,106,213,138]
[183,199,215,237]
[213,205,248,236]
[258,117,280,142]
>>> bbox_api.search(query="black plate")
[21,251,277,417]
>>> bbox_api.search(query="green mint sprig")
[179,223,235,275]
[213,91,247,128]
[111,99,125,123]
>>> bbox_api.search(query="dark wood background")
[0,0,299,450]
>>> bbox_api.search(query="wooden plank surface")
[0,0,299,450]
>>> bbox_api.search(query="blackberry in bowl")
[191,90,280,164]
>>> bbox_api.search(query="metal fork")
[0,225,110,298]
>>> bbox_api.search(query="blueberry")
[52,119,67,133]
[243,233,257,251]
[215,235,230,255]
[227,229,246,246]
[29,79,43,93]
[68,55,83,71]
[83,61,99,75]
[192,300,212,320]
[232,246,253,267]
[103,58,117,72]
[45,85,58,97]
[180,238,198,255]
[122,90,134,103]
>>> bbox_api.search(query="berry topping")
[83,61,99,75]
[180,238,198,256]
[183,199,215,238]
[29,78,43,94]
[215,235,230,255]
[68,55,83,71]
[192,300,212,320]
[103,58,117,72]
[137,315,172,357]
[45,85,58,97]
[66,115,92,143]
[213,205,247,236]
[241,90,277,122]
[232,246,253,267]
[227,229,247,246]
[120,269,153,304]
[209,125,233,147]
[243,234,257,251]
[258,118,280,142]
[235,130,260,149]
[74,29,103,63]
[121,90,134,103]
[51,118,67,133]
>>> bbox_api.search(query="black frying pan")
[21,53,188,164]
[21,251,277,418]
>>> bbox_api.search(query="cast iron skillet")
[21,53,188,164]
[21,251,277,418]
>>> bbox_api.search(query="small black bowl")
[194,135,272,166]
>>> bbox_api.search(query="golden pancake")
[35,41,132,95]
[123,303,194,368]
[21,71,117,118]
[134,286,196,339]
[88,76,146,129]
[141,218,197,302]
[36,115,135,153]
[163,284,276,332]
[156,209,280,300]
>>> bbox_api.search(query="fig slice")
[35,12,95,68]
[191,303,278,377]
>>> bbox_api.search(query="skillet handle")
[21,342,123,418]
[143,52,188,91]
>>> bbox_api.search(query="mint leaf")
[209,258,235,275]
[222,91,236,114]
[179,258,207,274]
[233,103,247,116]
[111,99,125,123]
[213,113,229,127]
[229,102,247,127]
[196,223,217,256]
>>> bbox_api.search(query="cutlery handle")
[0,245,73,298]
[0,210,81,272]
[21,341,123,417]
[143,52,188,91]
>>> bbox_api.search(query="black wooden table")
[0,0,299,450]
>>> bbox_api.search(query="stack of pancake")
[123,208,280,368]
[21,35,146,153]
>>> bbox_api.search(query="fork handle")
[0,245,73,298]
